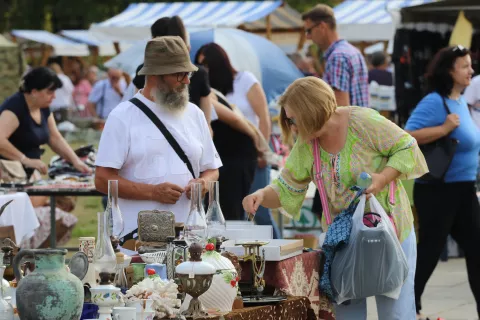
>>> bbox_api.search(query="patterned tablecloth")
[195,296,317,320]
[240,251,335,320]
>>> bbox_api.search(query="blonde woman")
[242,77,428,319]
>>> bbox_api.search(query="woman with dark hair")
[196,44,280,238]
[405,46,480,319]
[0,67,91,177]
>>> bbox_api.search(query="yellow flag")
[449,10,473,49]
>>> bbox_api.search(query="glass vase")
[184,183,207,246]
[205,181,226,242]
[93,211,117,281]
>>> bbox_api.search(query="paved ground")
[366,258,477,320]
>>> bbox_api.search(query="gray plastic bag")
[331,195,409,304]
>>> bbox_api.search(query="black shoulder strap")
[442,97,451,115]
[129,97,196,179]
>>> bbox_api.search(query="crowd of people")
[0,3,479,319]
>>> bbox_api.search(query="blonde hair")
[278,77,337,143]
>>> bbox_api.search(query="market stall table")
[240,250,334,320]
[195,296,316,320]
[4,185,102,248]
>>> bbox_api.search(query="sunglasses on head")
[452,45,467,54]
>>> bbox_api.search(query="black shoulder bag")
[418,97,458,182]
[120,98,196,244]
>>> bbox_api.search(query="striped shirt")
[323,40,369,107]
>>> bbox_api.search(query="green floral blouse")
[270,107,428,243]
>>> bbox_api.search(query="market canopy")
[334,0,435,42]
[89,1,303,41]
[400,0,480,26]
[60,30,134,56]
[11,30,90,56]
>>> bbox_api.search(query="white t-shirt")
[226,71,260,128]
[464,75,480,129]
[50,74,74,110]
[464,75,480,106]
[95,92,222,236]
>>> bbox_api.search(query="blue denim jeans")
[249,165,281,239]
[334,228,417,320]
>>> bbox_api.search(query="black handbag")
[418,97,458,182]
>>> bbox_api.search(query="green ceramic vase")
[13,249,84,320]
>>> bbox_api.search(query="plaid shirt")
[323,40,369,107]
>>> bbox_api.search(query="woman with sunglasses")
[243,76,428,319]
[405,46,480,320]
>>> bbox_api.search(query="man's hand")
[151,182,184,204]
[185,178,207,200]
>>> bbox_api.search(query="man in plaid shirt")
[302,4,369,107]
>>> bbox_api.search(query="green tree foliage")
[0,0,342,33]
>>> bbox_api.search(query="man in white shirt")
[87,68,126,119]
[95,36,222,247]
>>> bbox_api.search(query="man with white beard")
[94,36,222,250]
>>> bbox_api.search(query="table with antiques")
[3,182,102,248]
[223,240,334,320]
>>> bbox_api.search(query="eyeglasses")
[305,22,322,35]
[286,117,296,126]
[175,72,194,82]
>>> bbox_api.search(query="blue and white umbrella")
[104,28,302,103]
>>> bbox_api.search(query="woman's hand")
[242,189,265,215]
[22,158,48,175]
[73,160,92,174]
[365,173,388,199]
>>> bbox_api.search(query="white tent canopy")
[334,0,435,42]
[60,30,134,56]
[11,30,90,56]
[88,1,303,42]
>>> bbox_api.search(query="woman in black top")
[0,67,91,177]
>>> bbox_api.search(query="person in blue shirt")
[405,45,480,320]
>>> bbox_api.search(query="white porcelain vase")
[181,251,238,313]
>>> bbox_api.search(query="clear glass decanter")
[105,180,124,252]
[184,183,207,246]
[113,253,128,294]
[205,181,226,242]
[94,211,117,283]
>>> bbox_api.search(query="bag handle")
[312,139,396,225]
[442,97,451,115]
[130,97,196,179]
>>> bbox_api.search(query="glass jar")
[205,181,226,242]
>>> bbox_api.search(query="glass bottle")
[205,181,226,242]
[94,211,117,283]
[184,183,207,246]
[106,180,124,251]
[113,253,128,294]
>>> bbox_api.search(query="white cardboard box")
[221,239,304,261]
[224,225,273,240]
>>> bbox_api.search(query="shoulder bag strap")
[442,97,451,115]
[129,97,196,179]
[312,138,332,225]
[312,138,396,225]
